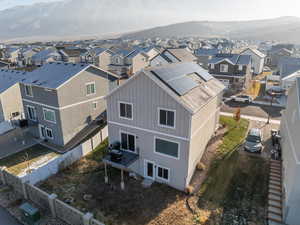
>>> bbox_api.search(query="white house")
[241,48,265,75]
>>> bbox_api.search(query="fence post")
[21,180,29,199]
[48,194,57,218]
[83,212,93,225]
[0,167,7,185]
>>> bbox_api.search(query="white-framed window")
[43,108,56,124]
[210,63,215,69]
[158,108,175,128]
[92,101,98,110]
[86,82,96,96]
[26,105,37,121]
[238,65,243,71]
[25,85,33,97]
[45,127,54,140]
[119,101,133,120]
[220,64,228,73]
[154,137,180,160]
[120,131,136,153]
[156,165,170,182]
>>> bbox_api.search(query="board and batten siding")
[107,72,191,139]
[108,122,190,191]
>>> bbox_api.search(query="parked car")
[244,128,263,153]
[231,95,253,103]
[263,66,271,72]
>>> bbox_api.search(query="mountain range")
[124,17,300,43]
[0,0,300,43]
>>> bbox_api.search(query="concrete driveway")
[0,207,21,225]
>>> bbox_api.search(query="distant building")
[208,53,252,91]
[240,48,266,75]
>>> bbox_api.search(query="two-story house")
[194,48,220,69]
[280,77,300,225]
[208,53,252,91]
[240,48,266,75]
[0,69,27,122]
[104,62,225,191]
[20,62,118,147]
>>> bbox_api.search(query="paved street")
[221,100,284,120]
[0,207,21,225]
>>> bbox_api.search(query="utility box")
[19,202,41,225]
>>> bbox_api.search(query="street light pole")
[267,93,274,124]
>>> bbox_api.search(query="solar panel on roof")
[168,76,199,96]
[151,63,212,96]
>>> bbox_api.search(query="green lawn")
[86,138,108,161]
[0,144,59,175]
[197,116,268,224]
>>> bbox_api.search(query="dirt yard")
[38,117,276,225]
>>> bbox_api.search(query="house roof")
[194,48,219,56]
[166,48,197,62]
[32,48,60,61]
[241,48,266,58]
[21,62,118,89]
[280,64,300,79]
[60,49,87,57]
[0,69,27,93]
[146,62,225,113]
[208,54,251,65]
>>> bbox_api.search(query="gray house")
[20,62,118,147]
[0,69,27,122]
[280,77,300,224]
[208,53,252,91]
[240,48,265,75]
[104,62,225,191]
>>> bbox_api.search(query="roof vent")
[32,80,39,83]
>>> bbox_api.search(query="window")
[157,165,169,182]
[86,82,96,95]
[121,132,135,152]
[155,137,179,159]
[25,85,33,97]
[27,106,37,121]
[238,65,243,71]
[92,102,97,110]
[119,102,133,120]
[220,64,228,73]
[45,128,54,139]
[43,108,56,123]
[158,108,175,128]
[210,63,215,69]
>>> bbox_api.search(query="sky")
[0,0,299,21]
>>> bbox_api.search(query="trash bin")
[19,202,41,225]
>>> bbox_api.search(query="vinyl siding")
[108,122,189,190]
[186,94,221,185]
[280,85,300,224]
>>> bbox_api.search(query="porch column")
[120,169,125,190]
[104,163,108,184]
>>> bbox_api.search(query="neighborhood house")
[105,62,225,191]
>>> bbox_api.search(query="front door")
[39,124,46,139]
[144,160,155,180]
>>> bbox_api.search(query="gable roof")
[0,69,27,93]
[194,48,219,56]
[280,64,300,79]
[107,62,225,114]
[209,54,251,65]
[32,48,60,61]
[166,48,197,62]
[241,48,266,58]
[60,48,87,57]
[21,62,118,89]
[0,61,9,68]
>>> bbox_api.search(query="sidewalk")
[220,112,281,125]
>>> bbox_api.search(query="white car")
[231,95,253,103]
